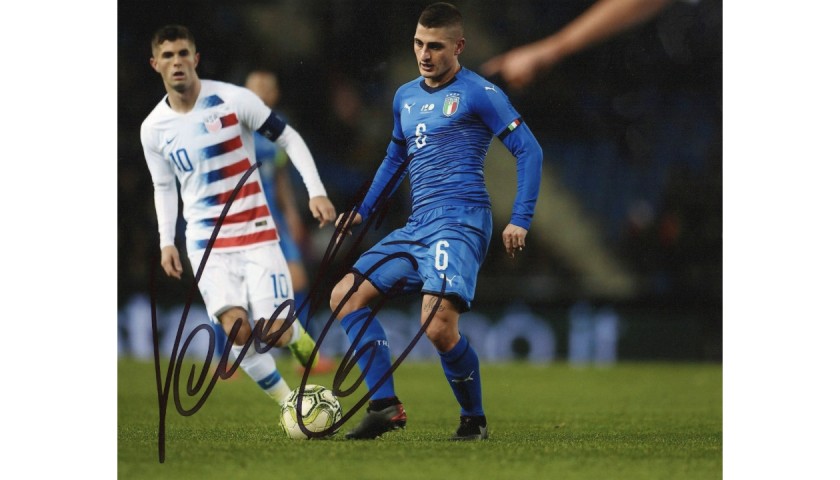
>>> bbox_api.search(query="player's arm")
[500,120,543,231]
[481,0,675,89]
[255,111,336,228]
[474,84,544,257]
[499,121,543,257]
[335,139,410,240]
[337,93,410,234]
[240,87,336,228]
[356,139,410,220]
[140,126,183,279]
[272,152,306,244]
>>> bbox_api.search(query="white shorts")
[187,243,295,325]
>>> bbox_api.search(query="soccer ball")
[279,384,342,439]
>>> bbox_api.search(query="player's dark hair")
[151,24,195,52]
[418,2,462,29]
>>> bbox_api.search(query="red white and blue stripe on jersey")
[187,92,277,251]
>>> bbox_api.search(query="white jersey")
[141,80,324,254]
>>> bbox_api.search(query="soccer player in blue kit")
[330,2,543,440]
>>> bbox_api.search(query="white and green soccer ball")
[279,384,343,439]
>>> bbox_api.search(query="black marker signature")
[151,153,442,458]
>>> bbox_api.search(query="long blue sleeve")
[357,139,410,220]
[501,122,543,230]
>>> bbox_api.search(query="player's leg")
[417,205,492,440]
[217,306,291,403]
[245,244,319,369]
[189,250,291,404]
[278,228,309,294]
[278,228,335,373]
[330,272,407,439]
[422,295,488,441]
[278,222,310,320]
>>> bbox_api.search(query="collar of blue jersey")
[419,66,463,93]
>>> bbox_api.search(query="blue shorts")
[352,205,492,312]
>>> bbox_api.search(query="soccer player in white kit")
[140,25,336,405]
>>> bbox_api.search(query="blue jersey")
[350,67,543,310]
[358,67,542,230]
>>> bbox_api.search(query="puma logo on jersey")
[403,102,416,113]
[484,86,497,92]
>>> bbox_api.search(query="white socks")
[231,344,290,403]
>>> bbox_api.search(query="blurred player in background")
[141,25,336,406]
[245,69,335,373]
[481,0,684,90]
[330,2,543,441]
[245,70,309,296]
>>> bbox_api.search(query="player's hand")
[502,224,529,258]
[309,196,337,228]
[481,41,554,91]
[334,211,362,241]
[160,245,183,279]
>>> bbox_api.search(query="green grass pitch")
[118,358,721,479]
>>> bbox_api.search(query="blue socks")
[439,335,484,416]
[340,308,396,400]
[340,308,484,416]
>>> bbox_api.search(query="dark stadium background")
[117,0,722,362]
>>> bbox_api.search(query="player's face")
[245,73,279,107]
[414,24,464,87]
[150,39,200,94]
